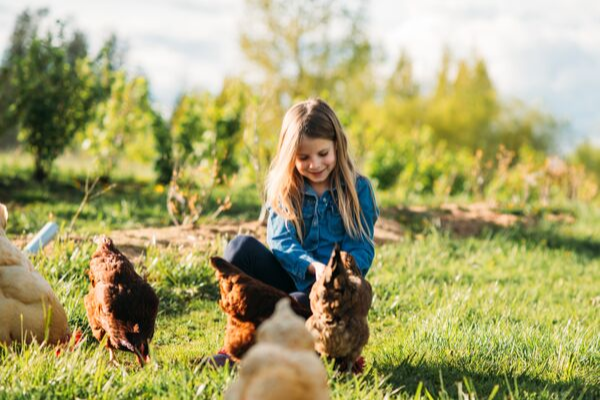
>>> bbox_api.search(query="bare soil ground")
[14,202,573,259]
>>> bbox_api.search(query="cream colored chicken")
[0,203,70,345]
[225,298,330,400]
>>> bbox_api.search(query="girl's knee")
[224,235,261,262]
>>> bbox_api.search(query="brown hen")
[84,236,159,366]
[209,257,311,361]
[305,245,373,371]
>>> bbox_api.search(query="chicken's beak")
[134,347,146,367]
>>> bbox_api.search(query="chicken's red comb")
[352,355,365,375]
[55,329,84,357]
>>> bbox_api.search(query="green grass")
[1,162,599,399]
[0,157,262,235]
[1,211,599,399]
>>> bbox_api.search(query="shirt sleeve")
[341,177,379,277]
[267,208,318,281]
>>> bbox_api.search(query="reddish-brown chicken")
[84,236,159,366]
[306,245,373,372]
[209,257,311,361]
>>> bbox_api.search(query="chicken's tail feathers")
[328,243,342,269]
[209,256,243,278]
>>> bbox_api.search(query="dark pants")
[224,235,310,309]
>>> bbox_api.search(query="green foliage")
[367,127,476,199]
[386,50,419,99]
[367,140,405,190]
[166,79,248,177]
[2,4,596,210]
[570,141,600,182]
[428,53,498,151]
[170,93,211,167]
[212,79,250,177]
[5,14,97,180]
[152,112,173,184]
[493,99,561,155]
[0,9,47,140]
[241,0,373,102]
[80,72,155,177]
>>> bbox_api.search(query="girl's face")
[295,137,336,188]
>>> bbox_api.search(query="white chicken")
[225,298,330,400]
[0,203,70,345]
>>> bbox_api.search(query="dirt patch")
[11,203,573,259]
[103,217,405,259]
[388,202,539,237]
[10,217,404,259]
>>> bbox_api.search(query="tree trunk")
[33,159,48,182]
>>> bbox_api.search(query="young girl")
[211,98,379,365]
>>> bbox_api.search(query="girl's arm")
[341,177,380,277]
[267,209,318,281]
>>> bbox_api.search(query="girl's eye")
[319,152,328,157]
[298,156,308,161]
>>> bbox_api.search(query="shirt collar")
[302,177,345,198]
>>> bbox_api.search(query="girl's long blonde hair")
[266,98,370,243]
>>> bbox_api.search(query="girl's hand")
[309,261,327,281]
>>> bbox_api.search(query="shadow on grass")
[376,357,598,400]
[155,283,220,317]
[384,204,600,260]
[2,172,262,233]
[2,173,168,232]
[502,226,600,260]
[148,259,220,317]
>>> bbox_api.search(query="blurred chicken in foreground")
[225,298,329,400]
[85,236,159,366]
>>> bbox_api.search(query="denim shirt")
[267,175,379,293]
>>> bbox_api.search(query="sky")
[1,0,599,151]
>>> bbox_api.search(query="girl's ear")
[0,203,7,231]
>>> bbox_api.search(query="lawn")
[1,165,599,399]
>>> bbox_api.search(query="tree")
[240,0,374,107]
[169,92,211,168]
[0,8,48,142]
[81,72,155,178]
[570,141,600,182]
[0,10,102,180]
[213,78,250,177]
[9,20,97,180]
[385,50,419,99]
[153,111,173,184]
[378,50,424,141]
[428,53,499,151]
[167,78,248,178]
